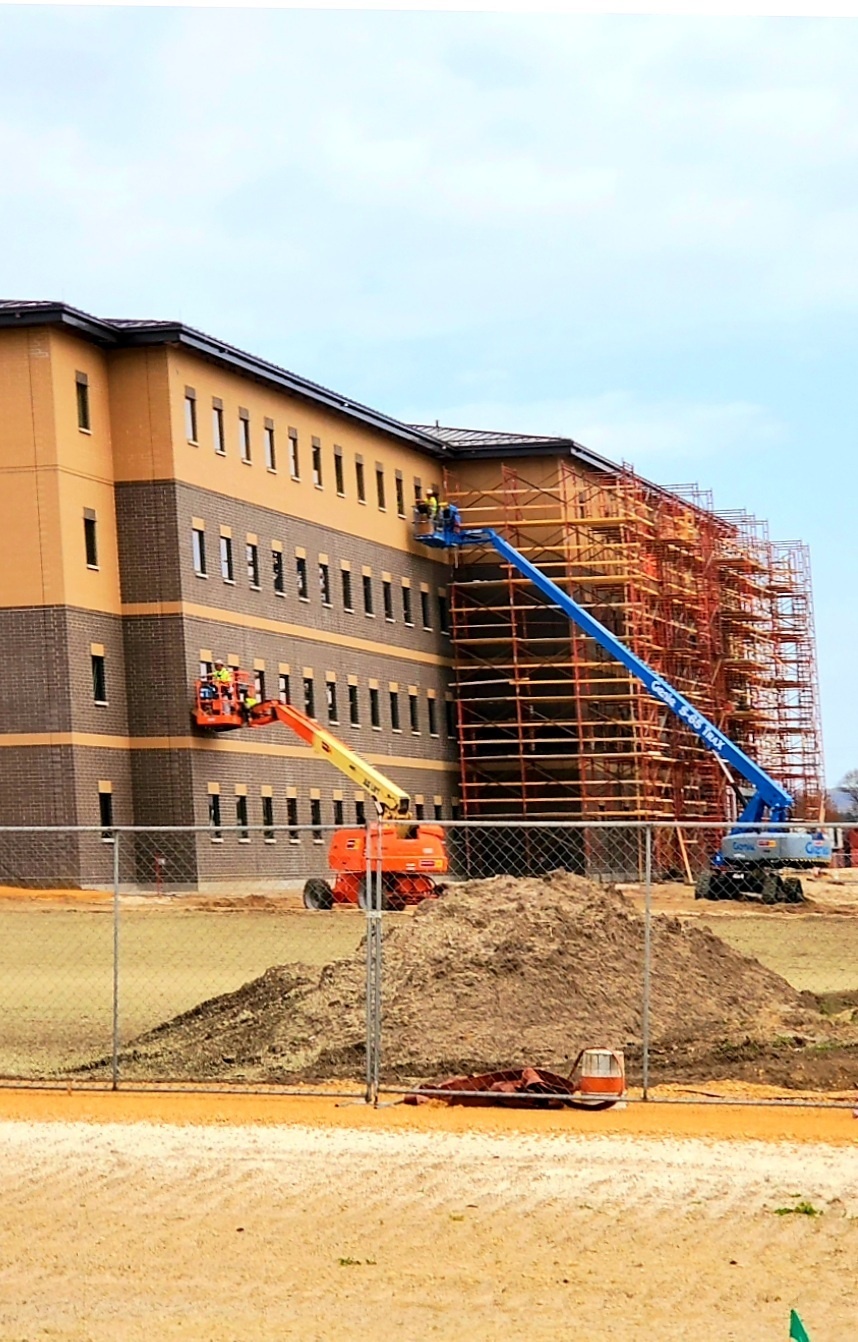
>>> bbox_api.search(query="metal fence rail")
[0,820,854,1108]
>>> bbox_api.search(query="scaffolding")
[443,458,825,855]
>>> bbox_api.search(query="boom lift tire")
[694,870,711,900]
[303,878,334,910]
[781,876,804,904]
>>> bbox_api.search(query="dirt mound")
[102,871,854,1087]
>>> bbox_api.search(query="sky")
[1,7,855,783]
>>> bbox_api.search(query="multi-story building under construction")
[0,302,825,885]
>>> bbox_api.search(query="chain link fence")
[0,821,855,1107]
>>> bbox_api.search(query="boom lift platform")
[193,680,447,909]
[414,511,831,903]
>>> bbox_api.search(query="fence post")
[111,831,121,1092]
[642,823,652,1101]
[363,813,382,1105]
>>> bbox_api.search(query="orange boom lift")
[192,675,448,910]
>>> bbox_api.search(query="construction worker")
[241,689,259,724]
[426,489,440,525]
[212,659,233,701]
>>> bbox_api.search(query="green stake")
[789,1309,811,1342]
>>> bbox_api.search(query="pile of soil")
[104,873,858,1089]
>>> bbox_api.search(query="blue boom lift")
[416,510,831,903]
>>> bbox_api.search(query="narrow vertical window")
[438,591,449,634]
[433,800,444,821]
[326,680,339,723]
[272,549,285,594]
[303,675,315,718]
[264,419,276,471]
[402,584,413,625]
[382,580,393,621]
[239,408,251,463]
[409,691,420,734]
[220,535,234,582]
[296,555,309,600]
[254,668,266,700]
[334,447,345,496]
[84,510,98,568]
[236,794,250,840]
[287,797,299,841]
[355,799,366,825]
[199,658,212,679]
[375,465,386,510]
[389,690,401,731]
[355,455,366,503]
[262,794,275,841]
[247,542,260,588]
[278,672,290,704]
[362,573,374,616]
[341,568,353,611]
[413,478,422,503]
[319,562,331,605]
[289,429,299,479]
[75,372,90,431]
[348,683,360,727]
[209,791,222,840]
[310,798,323,843]
[428,696,438,736]
[312,438,323,487]
[184,387,198,443]
[369,686,380,729]
[421,589,432,629]
[395,471,405,517]
[192,526,206,576]
[212,399,226,454]
[98,787,114,841]
[91,653,107,704]
[415,801,425,821]
[333,798,345,827]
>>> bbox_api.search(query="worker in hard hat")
[212,659,233,701]
[241,687,259,724]
[426,489,440,525]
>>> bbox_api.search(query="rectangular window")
[98,789,113,841]
[369,686,380,729]
[375,465,386,510]
[209,791,222,840]
[382,580,393,621]
[192,527,206,576]
[438,591,449,634]
[355,799,366,825]
[428,697,438,736]
[236,793,249,840]
[92,654,107,705]
[289,430,299,479]
[390,690,401,732]
[333,798,344,827]
[303,676,315,718]
[414,477,422,503]
[395,472,405,518]
[348,683,360,727]
[445,699,456,737]
[341,568,353,611]
[296,556,309,600]
[212,400,226,454]
[355,456,366,503]
[421,589,432,629]
[262,794,275,841]
[273,549,285,594]
[409,691,420,734]
[278,672,290,705]
[254,669,266,701]
[199,658,212,679]
[433,800,443,821]
[402,585,413,625]
[247,542,260,588]
[75,372,90,431]
[312,438,323,488]
[84,511,98,569]
[184,388,198,443]
[326,680,339,723]
[415,801,425,821]
[362,573,374,617]
[239,409,251,463]
[264,420,276,471]
[319,562,331,605]
[220,535,234,582]
[334,447,345,496]
[287,796,299,841]
[310,798,323,843]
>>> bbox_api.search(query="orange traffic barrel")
[575,1048,625,1104]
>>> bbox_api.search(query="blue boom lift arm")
[417,519,791,828]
